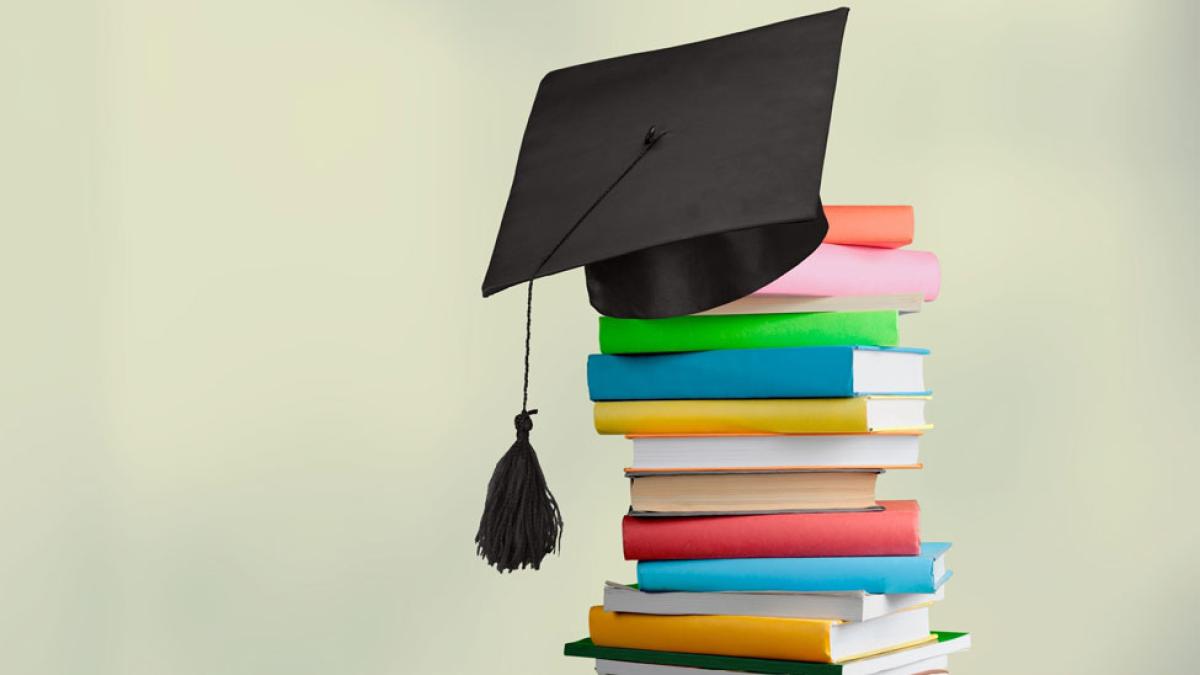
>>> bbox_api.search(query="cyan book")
[637,542,952,594]
[588,346,929,401]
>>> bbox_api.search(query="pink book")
[755,244,940,301]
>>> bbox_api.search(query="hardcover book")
[602,582,944,622]
[637,542,952,594]
[822,205,914,248]
[595,397,930,435]
[628,469,882,516]
[628,433,922,471]
[697,293,922,317]
[587,605,933,663]
[598,311,899,354]
[755,244,940,301]
[588,346,928,401]
[623,500,920,559]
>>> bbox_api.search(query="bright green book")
[598,311,899,354]
[564,632,969,674]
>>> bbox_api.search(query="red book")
[622,500,920,561]
[824,205,914,248]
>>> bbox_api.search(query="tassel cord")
[516,125,668,414]
[522,280,533,414]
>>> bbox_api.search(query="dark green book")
[598,311,899,355]
[564,631,969,674]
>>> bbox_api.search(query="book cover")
[598,311,899,355]
[755,244,940,301]
[588,346,928,401]
[637,542,952,594]
[594,397,929,435]
[623,500,920,560]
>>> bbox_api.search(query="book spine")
[588,606,835,663]
[622,500,920,560]
[823,205,915,248]
[587,347,854,401]
[598,311,899,354]
[594,398,870,435]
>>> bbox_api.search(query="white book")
[603,582,943,622]
[697,293,924,316]
[630,433,921,470]
[596,654,950,675]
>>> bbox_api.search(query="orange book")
[824,205,914,248]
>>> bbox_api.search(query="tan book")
[628,469,881,516]
[696,293,923,316]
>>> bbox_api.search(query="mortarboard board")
[476,8,850,573]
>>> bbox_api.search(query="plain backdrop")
[4,1,1199,673]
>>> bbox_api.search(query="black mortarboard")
[476,9,849,572]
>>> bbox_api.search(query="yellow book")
[593,396,930,435]
[588,606,935,664]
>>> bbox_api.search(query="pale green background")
[4,1,1198,673]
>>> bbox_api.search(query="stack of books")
[565,206,971,674]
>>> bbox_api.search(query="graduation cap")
[476,8,849,572]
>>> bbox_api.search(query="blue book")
[587,346,929,401]
[637,542,952,594]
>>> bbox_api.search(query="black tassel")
[475,409,563,572]
[476,280,562,572]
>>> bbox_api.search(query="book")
[602,582,944,622]
[588,346,928,401]
[595,397,930,435]
[629,470,881,516]
[637,543,952,594]
[755,244,940,301]
[697,293,922,317]
[628,433,922,471]
[823,205,914,248]
[587,605,933,664]
[598,311,899,355]
[565,631,971,675]
[595,655,948,675]
[623,500,920,559]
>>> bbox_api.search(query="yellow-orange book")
[594,397,930,435]
[588,606,935,664]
